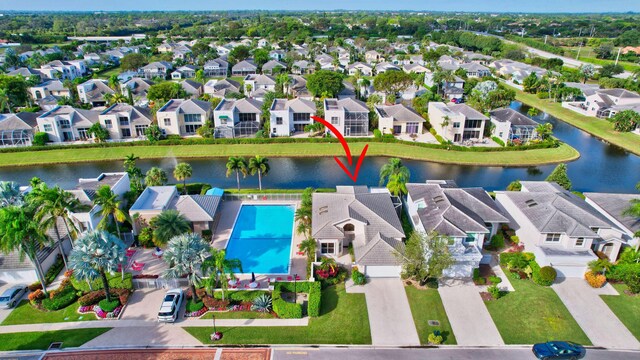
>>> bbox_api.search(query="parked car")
[157,288,184,323]
[0,285,28,309]
[532,341,586,359]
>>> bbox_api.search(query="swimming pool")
[225,204,295,274]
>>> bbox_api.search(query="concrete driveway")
[553,278,640,349]
[121,288,187,322]
[438,280,504,346]
[363,278,420,346]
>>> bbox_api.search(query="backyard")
[184,284,371,345]
[484,270,591,345]
[0,328,111,351]
[1,300,96,325]
[405,285,456,345]
[600,283,640,341]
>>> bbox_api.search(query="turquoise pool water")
[225,204,295,274]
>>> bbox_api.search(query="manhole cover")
[48,342,63,350]
[428,320,440,326]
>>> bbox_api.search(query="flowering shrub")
[78,305,95,313]
[185,306,209,317]
[28,289,45,304]
[93,304,123,319]
[202,296,229,310]
[228,302,252,312]
[585,271,606,288]
[132,274,159,279]
[64,269,74,278]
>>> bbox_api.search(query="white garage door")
[364,266,401,278]
[554,265,587,278]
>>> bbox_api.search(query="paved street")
[363,279,420,346]
[553,278,640,350]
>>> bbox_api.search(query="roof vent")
[319,205,328,215]
[525,199,538,207]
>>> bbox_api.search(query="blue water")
[225,205,295,274]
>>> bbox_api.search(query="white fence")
[222,193,303,202]
[133,278,189,290]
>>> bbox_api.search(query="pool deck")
[212,200,308,283]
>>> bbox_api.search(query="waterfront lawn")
[513,88,640,155]
[1,300,96,326]
[0,141,579,168]
[199,311,275,320]
[0,328,110,351]
[484,271,591,345]
[405,286,456,345]
[184,284,371,345]
[601,284,640,341]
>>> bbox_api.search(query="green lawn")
[199,311,276,319]
[96,67,121,78]
[0,328,110,351]
[484,270,591,345]
[1,300,96,326]
[513,88,640,155]
[184,284,371,345]
[0,141,579,168]
[601,284,640,341]
[405,286,456,345]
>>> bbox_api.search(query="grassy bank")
[0,328,110,350]
[405,286,456,345]
[513,88,640,155]
[601,284,640,341]
[0,141,579,168]
[1,300,96,325]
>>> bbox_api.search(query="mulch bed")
[43,348,271,360]
[480,292,495,302]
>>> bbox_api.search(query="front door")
[344,127,351,136]
[393,125,402,134]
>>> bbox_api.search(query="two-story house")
[140,61,173,80]
[36,106,100,143]
[490,108,539,145]
[269,98,316,137]
[365,50,385,63]
[157,99,212,136]
[171,65,198,79]
[428,102,489,143]
[77,79,116,107]
[29,80,71,101]
[99,103,153,140]
[204,79,241,98]
[231,59,258,76]
[121,78,154,106]
[244,74,276,100]
[203,58,228,77]
[213,98,263,138]
[375,103,425,135]
[459,62,492,78]
[323,98,370,137]
[346,62,374,76]
[261,60,287,75]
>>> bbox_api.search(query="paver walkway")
[553,278,640,350]
[363,278,420,346]
[438,280,504,346]
[80,326,202,348]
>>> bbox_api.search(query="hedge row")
[272,283,302,319]
[213,290,268,302]
[272,281,322,318]
[174,182,212,195]
[71,272,134,293]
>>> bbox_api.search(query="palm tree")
[623,182,640,219]
[0,181,22,207]
[295,206,312,237]
[298,238,317,263]
[0,206,51,294]
[150,210,191,246]
[201,248,242,301]
[163,233,211,298]
[226,157,248,191]
[109,74,121,93]
[379,158,410,186]
[386,173,408,196]
[536,123,553,141]
[440,115,451,138]
[145,167,168,186]
[248,156,270,191]
[94,185,129,240]
[68,230,126,302]
[124,153,140,170]
[173,162,193,195]
[0,89,11,113]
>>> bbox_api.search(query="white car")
[0,285,27,309]
[157,288,184,323]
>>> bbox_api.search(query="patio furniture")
[125,249,136,257]
[295,275,301,281]
[287,276,293,281]
[249,282,258,289]
[276,277,283,281]
[132,261,145,271]
[228,279,238,287]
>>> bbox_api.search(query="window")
[590,227,600,234]
[320,242,335,254]
[118,116,129,126]
[464,235,476,243]
[453,122,461,128]
[276,117,283,125]
[58,119,71,129]
[43,124,53,132]
[545,233,561,243]
[104,119,113,129]
[293,113,310,122]
[575,238,585,247]
[164,118,171,127]
[184,113,202,123]
[464,119,483,129]
[238,113,257,122]
[135,125,148,137]
[331,116,340,125]
[121,128,131,138]
[185,124,202,134]
[77,128,89,140]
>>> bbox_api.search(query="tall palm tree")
[201,248,242,301]
[298,238,317,263]
[0,206,51,294]
[248,156,270,191]
[109,74,121,93]
[623,182,640,219]
[0,181,22,207]
[226,157,247,191]
[150,210,190,246]
[145,167,168,186]
[295,206,312,237]
[173,162,193,195]
[68,230,126,302]
[163,233,211,298]
[93,185,130,240]
[124,153,140,171]
[123,153,144,192]
[379,158,410,186]
[386,173,409,196]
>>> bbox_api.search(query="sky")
[1,0,639,13]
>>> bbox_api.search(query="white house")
[77,79,115,107]
[213,98,263,138]
[98,103,152,140]
[375,103,425,135]
[156,99,212,136]
[584,192,640,250]
[269,98,316,137]
[37,106,100,143]
[489,108,539,144]
[323,98,369,137]
[428,102,489,143]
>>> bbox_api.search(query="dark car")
[532,341,586,359]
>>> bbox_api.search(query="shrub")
[535,266,557,286]
[71,272,133,292]
[41,286,77,311]
[32,132,49,146]
[428,332,443,345]
[78,289,132,306]
[307,281,322,317]
[251,294,273,313]
[492,136,505,147]
[28,289,45,304]
[510,235,520,244]
[500,252,533,270]
[476,277,486,285]
[137,227,154,248]
[607,263,640,282]
[98,298,121,312]
[351,269,366,285]
[473,268,480,280]
[186,299,205,313]
[28,282,43,292]
[373,129,382,138]
[429,128,437,136]
[213,290,268,302]
[625,272,640,294]
[488,284,501,299]
[585,271,607,288]
[489,276,502,285]
[203,296,229,310]
[195,287,207,299]
[490,234,505,250]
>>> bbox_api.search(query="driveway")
[438,280,504,346]
[553,278,640,349]
[121,288,177,322]
[363,278,420,346]
[80,326,201,348]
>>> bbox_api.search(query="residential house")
[406,180,509,278]
[375,104,425,135]
[495,181,627,277]
[459,62,491,78]
[490,108,539,144]
[180,80,203,98]
[312,186,406,278]
[261,60,287,75]
[490,59,548,83]
[231,59,258,76]
[375,62,401,74]
[564,88,640,119]
[584,192,640,249]
[244,74,276,100]
[216,45,232,57]
[203,58,228,77]
[323,98,369,137]
[98,103,152,140]
[8,67,42,82]
[269,98,316,137]
[286,75,313,100]
[129,186,222,236]
[140,61,173,80]
[121,78,154,106]
[29,80,70,101]
[403,63,429,74]
[37,60,86,81]
[428,102,489,143]
[442,76,465,101]
[157,42,177,53]
[76,79,116,107]
[204,79,241,98]
[213,98,263,138]
[157,99,212,136]
[347,62,373,76]
[437,55,461,71]
[0,112,39,147]
[37,106,100,143]
[269,50,286,61]
[292,60,313,75]
[171,65,198,79]
[172,46,192,61]
[365,50,385,63]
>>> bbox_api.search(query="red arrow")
[311,115,368,182]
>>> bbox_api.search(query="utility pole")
[615,47,621,66]
[576,42,583,60]
[544,35,548,44]
[521,28,525,38]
